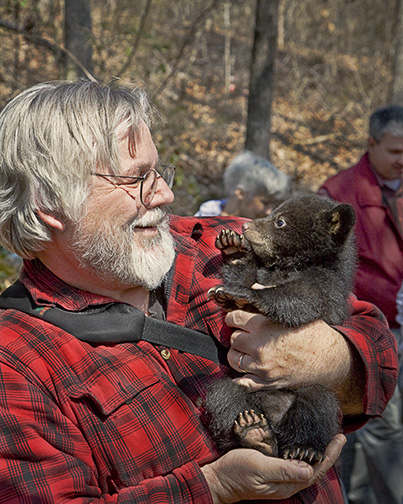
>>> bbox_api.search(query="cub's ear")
[327,203,356,242]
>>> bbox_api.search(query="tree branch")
[118,0,153,76]
[0,19,97,82]
[272,131,342,170]
[0,19,57,53]
[152,0,224,98]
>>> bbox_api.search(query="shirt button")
[161,348,171,360]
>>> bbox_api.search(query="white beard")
[72,207,176,290]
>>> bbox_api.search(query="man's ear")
[36,209,65,232]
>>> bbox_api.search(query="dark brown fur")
[204,194,356,463]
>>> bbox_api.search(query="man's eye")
[116,177,141,187]
[275,218,287,228]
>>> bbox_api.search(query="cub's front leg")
[209,229,256,311]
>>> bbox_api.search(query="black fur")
[205,194,356,463]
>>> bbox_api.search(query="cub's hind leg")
[272,385,340,464]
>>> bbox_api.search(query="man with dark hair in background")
[319,104,403,504]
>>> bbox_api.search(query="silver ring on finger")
[237,353,246,373]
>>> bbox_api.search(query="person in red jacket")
[319,104,403,504]
[0,80,397,504]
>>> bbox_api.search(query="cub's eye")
[274,217,287,229]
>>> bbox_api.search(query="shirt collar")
[20,258,122,311]
[371,166,402,192]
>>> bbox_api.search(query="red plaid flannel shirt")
[0,215,397,503]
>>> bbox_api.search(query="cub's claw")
[233,410,277,456]
[208,285,232,303]
[215,229,246,255]
[207,286,226,302]
[207,286,218,299]
[282,447,323,465]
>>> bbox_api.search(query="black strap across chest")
[0,281,228,365]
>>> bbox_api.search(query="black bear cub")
[205,194,356,464]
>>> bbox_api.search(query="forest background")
[0,0,402,286]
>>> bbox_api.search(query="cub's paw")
[207,286,239,311]
[234,410,277,457]
[281,446,324,465]
[215,229,246,255]
[207,287,253,312]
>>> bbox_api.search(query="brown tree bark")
[64,0,93,80]
[391,0,403,104]
[245,0,280,161]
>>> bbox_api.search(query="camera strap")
[0,280,228,365]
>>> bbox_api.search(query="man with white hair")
[195,150,290,219]
[0,81,397,503]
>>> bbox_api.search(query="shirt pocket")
[64,357,160,417]
[61,355,205,487]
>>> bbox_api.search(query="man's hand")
[225,310,365,415]
[201,434,346,503]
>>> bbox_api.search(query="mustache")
[128,207,169,230]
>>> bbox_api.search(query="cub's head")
[242,194,355,268]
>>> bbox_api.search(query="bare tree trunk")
[391,0,403,104]
[12,1,21,83]
[224,1,231,93]
[245,0,280,161]
[278,0,285,51]
[64,0,93,80]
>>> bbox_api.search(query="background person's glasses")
[91,164,175,207]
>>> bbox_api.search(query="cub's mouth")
[244,232,271,256]
[242,224,278,265]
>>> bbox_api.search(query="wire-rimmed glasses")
[91,163,175,207]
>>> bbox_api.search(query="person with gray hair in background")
[195,150,290,219]
[319,104,403,504]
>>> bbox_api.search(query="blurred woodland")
[0,0,402,284]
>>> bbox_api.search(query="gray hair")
[223,150,290,199]
[369,105,403,141]
[0,80,154,258]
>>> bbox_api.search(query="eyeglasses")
[91,163,175,208]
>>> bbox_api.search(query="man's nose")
[150,177,175,208]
